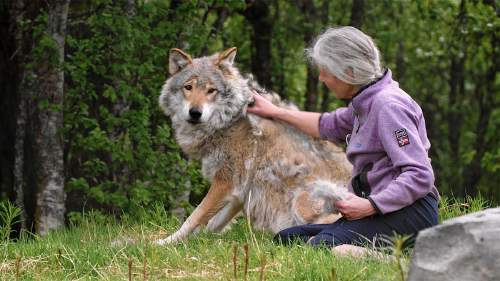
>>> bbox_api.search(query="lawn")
[0,196,489,281]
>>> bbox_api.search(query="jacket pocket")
[352,162,373,198]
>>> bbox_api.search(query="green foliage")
[48,0,500,218]
[439,195,490,222]
[1,214,401,280]
[0,197,488,280]
[0,196,493,280]
[63,0,213,215]
[0,201,22,242]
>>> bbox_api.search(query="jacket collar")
[350,69,393,117]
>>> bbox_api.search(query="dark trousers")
[275,193,438,248]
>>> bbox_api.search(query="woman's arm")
[247,93,322,138]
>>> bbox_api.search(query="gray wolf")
[156,47,352,244]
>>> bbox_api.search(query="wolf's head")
[159,48,253,135]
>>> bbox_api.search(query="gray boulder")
[408,207,500,281]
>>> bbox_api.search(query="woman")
[247,26,440,255]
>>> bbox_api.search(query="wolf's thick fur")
[157,48,352,244]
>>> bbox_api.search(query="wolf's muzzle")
[188,107,202,123]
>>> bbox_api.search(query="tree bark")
[394,2,405,84]
[13,75,29,231]
[243,0,273,88]
[447,0,466,194]
[300,0,319,111]
[34,0,70,235]
[349,0,365,28]
[272,0,287,97]
[2,0,28,230]
[319,0,331,112]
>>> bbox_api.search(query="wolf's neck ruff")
[169,89,253,157]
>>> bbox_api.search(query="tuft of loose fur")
[156,48,352,245]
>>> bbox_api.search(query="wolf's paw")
[154,234,179,246]
[110,237,136,247]
[154,238,168,246]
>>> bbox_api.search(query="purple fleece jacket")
[319,69,439,214]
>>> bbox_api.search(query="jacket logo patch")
[395,128,410,147]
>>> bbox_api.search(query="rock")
[408,208,500,281]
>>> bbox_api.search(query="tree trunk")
[300,0,319,111]
[349,0,364,28]
[2,0,27,230]
[34,0,70,235]
[447,0,466,195]
[13,78,29,231]
[243,0,273,88]
[4,0,53,234]
[272,0,286,97]
[319,0,331,112]
[447,57,465,185]
[395,40,405,83]
[394,2,405,84]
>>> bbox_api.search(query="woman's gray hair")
[306,26,383,86]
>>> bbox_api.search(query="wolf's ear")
[169,48,193,75]
[215,47,237,66]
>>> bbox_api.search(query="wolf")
[156,47,352,245]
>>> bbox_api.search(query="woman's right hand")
[247,90,322,138]
[246,91,283,118]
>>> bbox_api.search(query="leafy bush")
[63,1,211,216]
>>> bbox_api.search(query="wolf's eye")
[207,88,217,94]
[184,85,192,91]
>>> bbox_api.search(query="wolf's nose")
[189,108,202,120]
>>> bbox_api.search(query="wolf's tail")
[291,180,348,225]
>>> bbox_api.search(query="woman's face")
[318,67,358,100]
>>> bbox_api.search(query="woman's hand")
[335,193,376,220]
[247,91,322,138]
[246,91,283,118]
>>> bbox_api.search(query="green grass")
[0,196,490,281]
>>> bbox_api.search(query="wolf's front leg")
[155,167,233,245]
[206,196,242,232]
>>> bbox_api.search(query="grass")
[0,196,490,281]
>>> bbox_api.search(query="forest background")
[0,0,498,235]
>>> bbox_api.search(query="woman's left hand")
[335,193,376,220]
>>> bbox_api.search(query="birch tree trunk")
[34,0,70,235]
